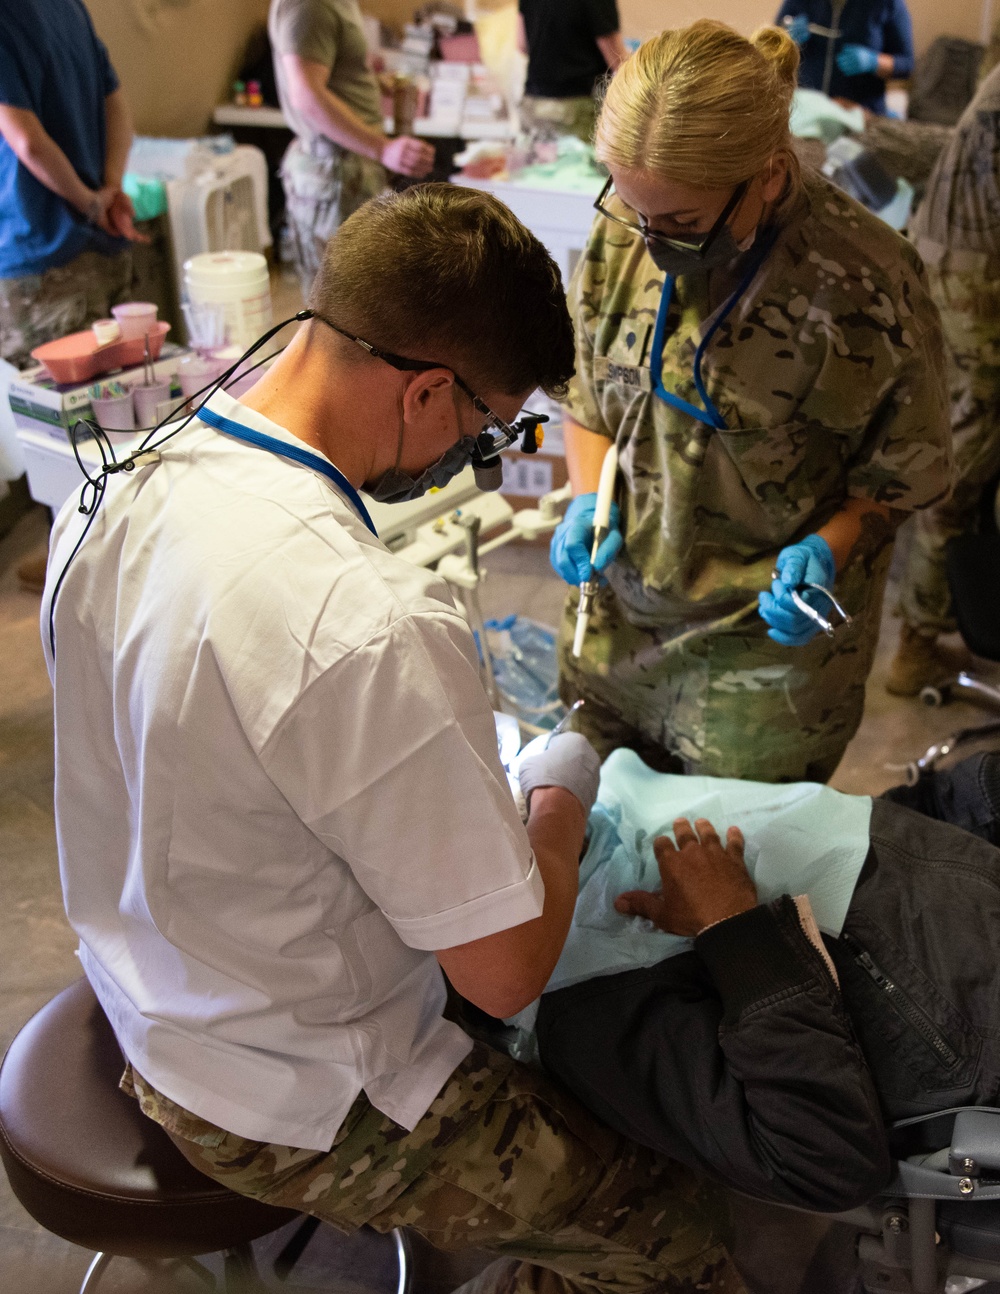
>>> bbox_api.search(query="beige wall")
[361,0,419,30]
[87,0,997,138]
[85,0,269,137]
[359,0,999,51]
[618,0,993,50]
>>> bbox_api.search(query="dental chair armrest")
[949,1109,1000,1178]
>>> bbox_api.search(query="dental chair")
[825,1107,1000,1293]
[902,476,1000,783]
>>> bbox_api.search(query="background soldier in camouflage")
[123,1042,745,1294]
[269,0,434,294]
[517,1,628,145]
[890,64,1000,694]
[553,24,952,782]
[280,136,388,292]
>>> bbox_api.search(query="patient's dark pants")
[881,749,1000,845]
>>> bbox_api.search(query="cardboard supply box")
[8,343,187,442]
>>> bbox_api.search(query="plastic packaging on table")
[484,615,565,731]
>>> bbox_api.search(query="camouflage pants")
[559,549,892,783]
[281,135,387,297]
[124,1042,744,1294]
[897,257,1000,637]
[518,96,597,144]
[0,248,133,369]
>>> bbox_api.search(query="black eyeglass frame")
[594,177,750,258]
[308,310,546,458]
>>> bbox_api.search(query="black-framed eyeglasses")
[594,177,749,257]
[308,310,546,456]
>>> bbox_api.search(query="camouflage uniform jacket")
[561,169,953,630]
[910,63,1000,263]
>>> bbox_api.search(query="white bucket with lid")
[183,252,272,352]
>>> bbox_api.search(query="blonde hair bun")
[595,19,801,191]
[750,24,801,92]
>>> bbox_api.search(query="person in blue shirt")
[775,0,915,113]
[0,0,144,370]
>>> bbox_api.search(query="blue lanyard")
[651,230,779,430]
[199,406,378,538]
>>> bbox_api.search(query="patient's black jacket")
[536,798,1000,1213]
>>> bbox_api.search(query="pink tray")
[31,321,170,385]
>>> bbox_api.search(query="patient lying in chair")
[523,748,1000,1214]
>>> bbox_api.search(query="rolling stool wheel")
[0,979,411,1293]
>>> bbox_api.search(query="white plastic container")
[183,252,272,352]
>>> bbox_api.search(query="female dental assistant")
[551,20,952,783]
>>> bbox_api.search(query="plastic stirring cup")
[111,302,158,341]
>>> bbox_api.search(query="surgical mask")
[645,223,756,277]
[365,434,478,504]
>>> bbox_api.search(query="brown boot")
[886,624,963,697]
[16,550,47,594]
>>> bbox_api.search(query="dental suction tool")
[572,443,619,658]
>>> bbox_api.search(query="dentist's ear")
[399,367,455,423]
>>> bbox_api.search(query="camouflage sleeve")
[845,325,954,512]
[558,228,615,439]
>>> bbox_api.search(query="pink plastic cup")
[133,381,172,428]
[111,302,159,342]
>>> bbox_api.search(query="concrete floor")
[1,486,998,1292]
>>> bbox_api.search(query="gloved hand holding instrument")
[758,534,852,647]
[548,443,622,658]
[783,13,812,44]
[550,484,623,588]
[837,44,881,76]
[518,731,602,818]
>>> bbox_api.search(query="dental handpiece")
[572,444,619,658]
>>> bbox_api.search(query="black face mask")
[644,224,755,277]
[640,178,753,277]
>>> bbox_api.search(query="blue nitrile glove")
[757,534,837,647]
[550,493,623,586]
[837,44,880,77]
[786,14,811,45]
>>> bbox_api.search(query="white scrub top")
[42,390,544,1152]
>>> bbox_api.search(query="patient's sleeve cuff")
[694,898,814,1023]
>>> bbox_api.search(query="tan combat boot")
[886,624,963,697]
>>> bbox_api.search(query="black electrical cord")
[46,310,313,657]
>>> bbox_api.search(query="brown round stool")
[0,979,411,1293]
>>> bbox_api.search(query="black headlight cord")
[46,310,314,658]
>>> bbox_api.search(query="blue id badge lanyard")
[650,231,779,432]
[199,405,378,538]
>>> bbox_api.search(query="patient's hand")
[614,817,758,937]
